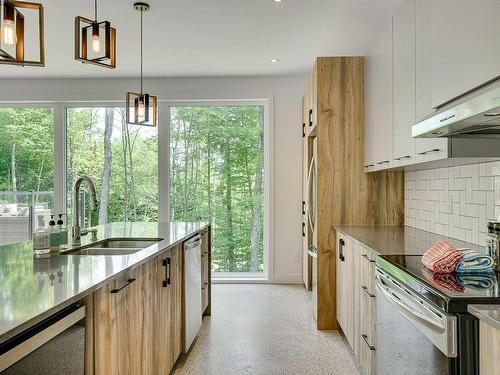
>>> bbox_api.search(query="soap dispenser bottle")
[33,215,50,255]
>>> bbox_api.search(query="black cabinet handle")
[308,109,313,127]
[361,254,376,263]
[362,334,376,351]
[111,278,136,294]
[376,160,390,165]
[361,286,376,298]
[394,155,411,161]
[418,148,440,155]
[302,223,306,237]
[302,123,306,137]
[339,238,345,262]
[302,201,306,215]
[162,258,171,287]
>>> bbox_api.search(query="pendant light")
[126,2,157,127]
[75,0,116,68]
[0,0,45,67]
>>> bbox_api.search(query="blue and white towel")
[454,249,494,274]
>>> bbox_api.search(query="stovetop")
[377,255,500,313]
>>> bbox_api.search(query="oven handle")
[376,274,445,334]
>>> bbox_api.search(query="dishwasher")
[183,234,202,352]
[0,304,86,375]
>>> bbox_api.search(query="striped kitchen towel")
[454,250,494,274]
[422,241,464,274]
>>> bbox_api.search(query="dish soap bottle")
[33,215,50,255]
[48,214,60,253]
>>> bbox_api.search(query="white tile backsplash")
[405,161,500,245]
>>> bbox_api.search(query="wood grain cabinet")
[155,244,183,375]
[479,321,500,375]
[93,261,156,375]
[336,232,377,375]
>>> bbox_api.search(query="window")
[66,107,158,226]
[0,107,54,245]
[169,105,265,275]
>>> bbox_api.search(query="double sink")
[61,238,164,256]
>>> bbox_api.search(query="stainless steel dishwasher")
[183,234,202,352]
[0,304,86,375]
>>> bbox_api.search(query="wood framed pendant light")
[126,2,157,127]
[75,0,116,68]
[0,0,44,66]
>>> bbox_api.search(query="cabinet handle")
[364,164,374,168]
[376,160,390,165]
[308,109,313,127]
[162,258,171,287]
[111,278,136,294]
[361,254,376,263]
[302,223,306,237]
[339,238,345,262]
[361,334,376,351]
[302,201,306,215]
[361,286,376,298]
[394,155,411,161]
[302,123,305,137]
[418,148,441,155]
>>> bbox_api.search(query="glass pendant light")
[0,0,45,67]
[75,0,116,68]
[126,2,157,127]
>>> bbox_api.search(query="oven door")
[376,269,458,375]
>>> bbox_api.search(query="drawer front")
[202,283,209,312]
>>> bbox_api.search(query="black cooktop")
[377,255,500,313]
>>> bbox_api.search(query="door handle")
[376,160,390,165]
[111,278,136,294]
[302,223,306,237]
[339,238,345,261]
[361,254,376,263]
[361,334,376,351]
[162,258,171,287]
[361,285,376,298]
[302,123,306,137]
[394,155,411,161]
[302,201,306,215]
[308,109,313,127]
[418,148,441,155]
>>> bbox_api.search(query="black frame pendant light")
[0,0,44,67]
[126,2,157,127]
[75,0,116,68]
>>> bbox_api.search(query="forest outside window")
[169,105,266,275]
[66,107,158,226]
[0,107,55,246]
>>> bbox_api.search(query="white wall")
[405,162,500,246]
[0,74,307,283]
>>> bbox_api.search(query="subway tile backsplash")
[405,162,500,246]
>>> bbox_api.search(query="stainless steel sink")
[62,238,163,256]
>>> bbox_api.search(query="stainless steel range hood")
[412,79,500,138]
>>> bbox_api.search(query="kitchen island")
[0,221,211,374]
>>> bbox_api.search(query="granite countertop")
[334,225,484,256]
[0,221,208,344]
[468,305,500,330]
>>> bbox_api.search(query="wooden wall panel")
[313,57,404,330]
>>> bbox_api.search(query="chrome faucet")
[72,176,98,246]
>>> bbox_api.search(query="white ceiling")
[0,0,402,78]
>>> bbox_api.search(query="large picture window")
[0,107,54,245]
[66,107,158,226]
[169,105,265,275]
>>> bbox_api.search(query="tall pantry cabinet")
[301,57,404,330]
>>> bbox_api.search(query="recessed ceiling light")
[273,0,284,3]
[271,59,280,63]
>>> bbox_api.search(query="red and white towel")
[421,241,464,274]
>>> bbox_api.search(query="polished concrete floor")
[173,284,360,375]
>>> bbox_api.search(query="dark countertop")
[468,305,500,330]
[0,221,208,344]
[334,225,484,256]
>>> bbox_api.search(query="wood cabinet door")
[94,261,156,375]
[392,0,416,167]
[155,244,183,375]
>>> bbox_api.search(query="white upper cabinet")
[392,0,416,167]
[430,0,500,108]
[415,0,448,163]
[365,17,393,171]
